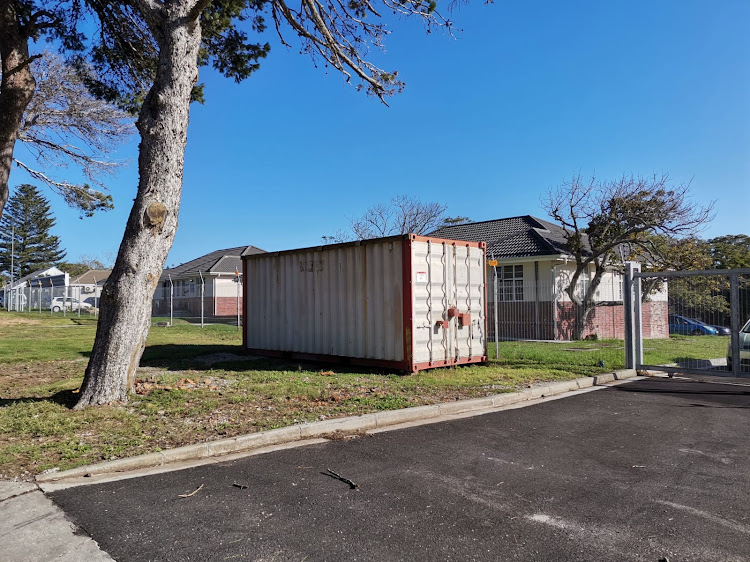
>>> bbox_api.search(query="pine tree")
[0,184,66,279]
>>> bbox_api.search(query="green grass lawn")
[488,335,728,372]
[0,310,729,479]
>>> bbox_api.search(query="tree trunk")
[0,1,35,219]
[571,302,592,340]
[570,265,606,341]
[75,5,202,407]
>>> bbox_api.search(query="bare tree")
[14,51,133,215]
[76,0,456,407]
[344,195,450,241]
[543,173,713,340]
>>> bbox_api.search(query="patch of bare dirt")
[0,360,85,397]
[134,375,230,395]
[0,315,42,326]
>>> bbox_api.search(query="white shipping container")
[243,234,487,372]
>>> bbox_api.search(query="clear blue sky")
[12,0,750,267]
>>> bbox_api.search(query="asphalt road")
[50,378,750,562]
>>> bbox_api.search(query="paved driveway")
[50,378,750,561]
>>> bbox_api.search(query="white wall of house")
[70,283,103,300]
[487,259,667,304]
[215,276,241,298]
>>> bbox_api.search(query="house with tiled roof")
[69,269,111,306]
[153,245,265,319]
[430,216,667,340]
[4,266,67,310]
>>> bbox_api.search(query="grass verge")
[0,311,728,479]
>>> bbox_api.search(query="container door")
[411,239,486,368]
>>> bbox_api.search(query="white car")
[51,297,93,313]
[727,318,750,370]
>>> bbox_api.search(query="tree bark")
[76,4,202,407]
[0,0,36,219]
[567,262,606,341]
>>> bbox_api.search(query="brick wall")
[555,301,668,340]
[152,296,243,319]
[215,296,242,317]
[641,301,669,339]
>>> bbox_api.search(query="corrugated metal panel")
[245,239,404,362]
[244,234,486,371]
[411,240,486,366]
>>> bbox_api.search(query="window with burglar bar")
[499,264,524,301]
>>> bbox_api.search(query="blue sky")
[12,0,750,267]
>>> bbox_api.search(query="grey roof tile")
[429,215,590,258]
[164,245,265,276]
[71,270,111,285]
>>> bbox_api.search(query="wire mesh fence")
[636,269,750,375]
[151,277,243,328]
[484,274,631,372]
[486,277,637,342]
[3,285,99,317]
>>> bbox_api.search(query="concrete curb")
[36,369,637,484]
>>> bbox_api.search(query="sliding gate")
[624,265,750,377]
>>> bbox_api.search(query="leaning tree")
[543,173,713,340]
[74,0,458,407]
[0,2,134,218]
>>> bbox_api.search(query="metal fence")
[3,285,99,317]
[151,276,243,328]
[486,276,631,342]
[627,267,750,377]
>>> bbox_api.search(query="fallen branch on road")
[323,468,359,489]
[178,484,204,498]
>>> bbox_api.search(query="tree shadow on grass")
[139,344,399,376]
[0,389,79,409]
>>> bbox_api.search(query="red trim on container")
[481,244,488,358]
[411,356,487,372]
[411,234,485,249]
[402,236,414,371]
[242,258,248,349]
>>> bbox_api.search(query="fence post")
[533,262,540,340]
[199,271,205,328]
[623,262,636,369]
[236,271,241,331]
[493,265,499,359]
[633,265,643,367]
[92,275,98,319]
[730,271,741,377]
[168,274,174,327]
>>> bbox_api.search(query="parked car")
[668,314,719,336]
[50,297,93,313]
[710,325,731,336]
[727,319,750,369]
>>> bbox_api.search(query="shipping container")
[243,234,487,372]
